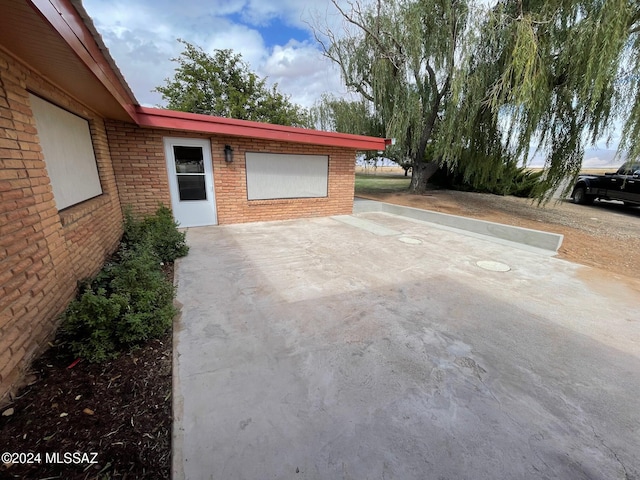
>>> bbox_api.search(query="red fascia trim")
[29,0,138,122]
[135,107,389,151]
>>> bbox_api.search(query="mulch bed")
[0,333,172,479]
[0,265,175,479]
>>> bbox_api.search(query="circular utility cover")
[476,260,511,272]
[398,237,422,245]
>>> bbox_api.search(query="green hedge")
[61,205,188,362]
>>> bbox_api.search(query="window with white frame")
[245,152,328,200]
[29,94,102,210]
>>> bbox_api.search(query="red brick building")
[0,0,387,401]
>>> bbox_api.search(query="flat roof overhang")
[136,107,391,151]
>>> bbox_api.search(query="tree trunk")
[409,161,439,193]
[409,94,443,193]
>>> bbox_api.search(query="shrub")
[62,243,177,362]
[123,205,188,263]
[62,288,128,363]
[61,205,185,363]
[109,244,177,345]
[430,161,544,198]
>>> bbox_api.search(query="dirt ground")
[0,333,172,479]
[357,189,640,281]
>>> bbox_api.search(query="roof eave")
[29,0,138,122]
[135,107,389,151]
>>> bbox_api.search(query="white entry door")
[164,137,217,227]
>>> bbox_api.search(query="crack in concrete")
[591,425,635,480]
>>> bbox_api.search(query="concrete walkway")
[172,212,639,480]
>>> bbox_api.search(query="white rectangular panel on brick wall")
[29,94,102,210]
[245,152,328,200]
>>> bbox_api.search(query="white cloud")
[260,41,346,107]
[263,42,318,77]
[203,23,267,68]
[83,0,353,108]
[583,149,626,168]
[92,23,179,106]
[242,0,348,30]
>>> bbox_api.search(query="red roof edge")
[135,107,389,151]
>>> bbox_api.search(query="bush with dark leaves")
[61,205,186,362]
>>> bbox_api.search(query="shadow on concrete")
[173,219,639,480]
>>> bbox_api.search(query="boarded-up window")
[29,94,102,210]
[245,153,328,200]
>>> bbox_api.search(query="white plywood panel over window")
[245,153,328,200]
[29,94,102,210]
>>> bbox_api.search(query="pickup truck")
[571,161,640,206]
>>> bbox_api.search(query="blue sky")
[83,0,623,168]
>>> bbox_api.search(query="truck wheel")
[573,186,594,205]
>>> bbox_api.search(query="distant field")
[355,166,406,176]
[579,169,613,174]
[355,173,410,194]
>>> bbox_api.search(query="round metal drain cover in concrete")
[398,237,422,245]
[476,260,511,272]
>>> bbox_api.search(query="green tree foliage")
[155,40,311,127]
[318,0,640,201]
[430,160,545,197]
[311,93,417,173]
[315,0,473,192]
[448,0,640,201]
[311,94,386,159]
[312,94,382,136]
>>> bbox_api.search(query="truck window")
[618,163,640,175]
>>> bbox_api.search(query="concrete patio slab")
[353,197,564,254]
[172,213,639,480]
[331,214,401,236]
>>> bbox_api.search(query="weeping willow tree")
[311,94,383,137]
[311,94,384,164]
[314,0,473,192]
[316,0,640,200]
[440,0,640,201]
[310,94,413,167]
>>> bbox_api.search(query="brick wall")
[105,121,172,217]
[106,121,357,224]
[213,135,356,224]
[0,50,123,402]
